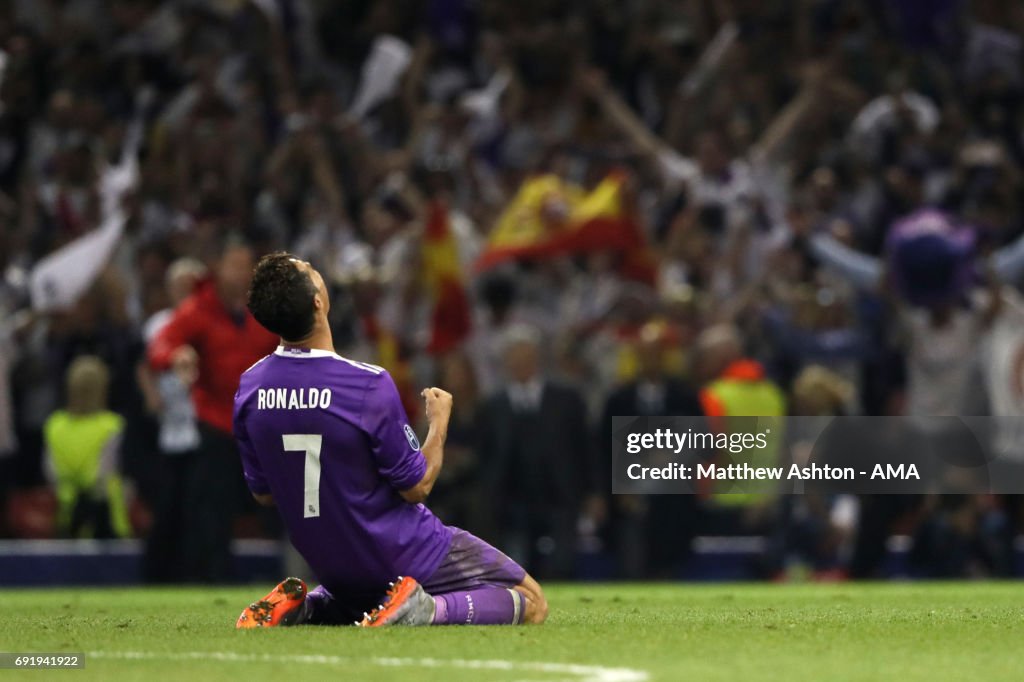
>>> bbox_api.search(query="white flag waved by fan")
[348,35,413,121]
[29,208,126,312]
[29,91,142,313]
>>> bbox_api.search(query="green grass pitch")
[2,583,1023,681]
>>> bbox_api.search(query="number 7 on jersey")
[283,434,322,518]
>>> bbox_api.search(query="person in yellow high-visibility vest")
[43,355,130,538]
[694,325,786,537]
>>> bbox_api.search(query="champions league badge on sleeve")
[404,424,421,451]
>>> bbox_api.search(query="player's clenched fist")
[421,387,453,426]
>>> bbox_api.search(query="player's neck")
[281,326,335,354]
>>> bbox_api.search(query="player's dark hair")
[247,252,318,342]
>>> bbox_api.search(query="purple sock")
[302,584,333,624]
[299,581,352,622]
[432,588,523,625]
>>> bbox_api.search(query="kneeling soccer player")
[233,253,547,628]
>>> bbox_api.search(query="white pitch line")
[87,650,649,682]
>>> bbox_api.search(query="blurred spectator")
[695,323,787,575]
[779,366,858,579]
[139,257,206,582]
[147,239,277,582]
[600,320,704,578]
[909,495,999,578]
[477,324,592,579]
[0,307,18,534]
[43,355,129,539]
[810,209,1005,416]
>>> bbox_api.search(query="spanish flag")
[422,200,472,355]
[475,171,653,281]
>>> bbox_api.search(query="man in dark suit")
[599,322,705,579]
[477,325,592,580]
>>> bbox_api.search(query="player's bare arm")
[400,387,452,504]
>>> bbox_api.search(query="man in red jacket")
[148,238,277,581]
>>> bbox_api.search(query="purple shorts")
[304,527,525,625]
[421,526,527,594]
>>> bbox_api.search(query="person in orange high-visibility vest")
[693,325,786,551]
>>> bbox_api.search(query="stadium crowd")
[2,0,1024,582]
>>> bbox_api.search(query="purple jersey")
[233,346,452,594]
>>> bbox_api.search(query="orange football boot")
[236,577,308,629]
[356,576,436,627]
